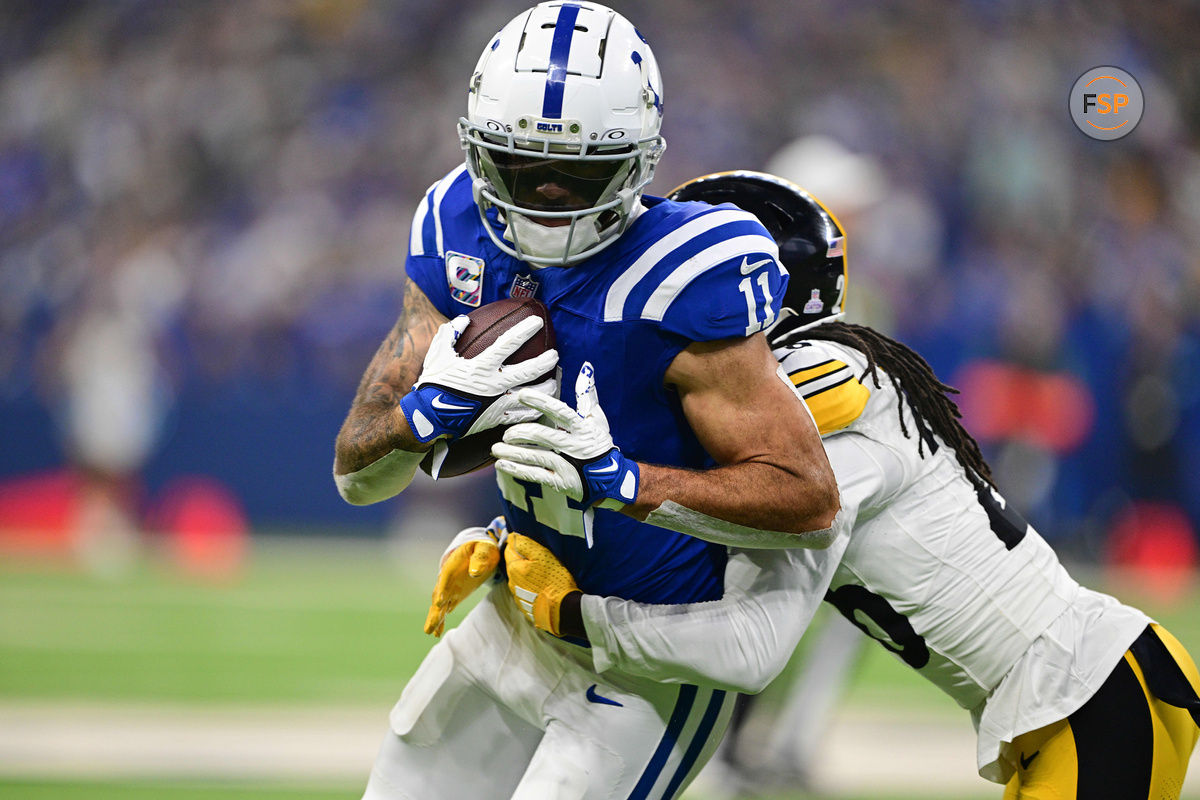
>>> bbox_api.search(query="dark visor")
[486,149,629,212]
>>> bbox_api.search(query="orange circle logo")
[1069,66,1143,141]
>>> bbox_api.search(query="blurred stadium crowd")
[1,0,1198,560]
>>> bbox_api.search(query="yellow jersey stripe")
[802,374,870,434]
[788,359,843,387]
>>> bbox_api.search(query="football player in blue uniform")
[495,172,1200,800]
[331,4,839,798]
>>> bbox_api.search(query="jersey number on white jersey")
[826,486,1033,669]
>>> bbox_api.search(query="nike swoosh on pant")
[585,684,623,707]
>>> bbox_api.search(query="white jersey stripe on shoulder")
[408,185,435,257]
[429,165,467,259]
[603,208,753,322]
[640,235,777,322]
[777,340,862,375]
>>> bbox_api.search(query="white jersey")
[581,337,1150,783]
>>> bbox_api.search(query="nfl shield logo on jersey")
[509,273,540,299]
[803,289,825,314]
[445,251,485,307]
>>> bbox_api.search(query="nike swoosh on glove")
[423,516,508,637]
[492,362,639,507]
[400,315,559,443]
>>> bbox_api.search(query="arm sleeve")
[333,447,425,505]
[582,544,845,693]
[582,431,905,692]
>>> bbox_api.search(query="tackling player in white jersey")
[331,5,839,798]
[466,172,1200,799]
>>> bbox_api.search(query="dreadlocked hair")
[772,321,995,493]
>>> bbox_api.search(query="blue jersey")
[406,166,788,604]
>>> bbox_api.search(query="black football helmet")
[668,171,847,339]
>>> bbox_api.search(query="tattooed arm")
[333,278,447,504]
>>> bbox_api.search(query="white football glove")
[492,362,640,507]
[399,315,559,443]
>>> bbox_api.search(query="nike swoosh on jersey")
[585,684,623,707]
[739,256,774,274]
[1019,750,1039,770]
[431,394,474,412]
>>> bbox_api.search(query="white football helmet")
[459,2,666,267]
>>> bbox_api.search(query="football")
[420,297,555,479]
[453,296,555,367]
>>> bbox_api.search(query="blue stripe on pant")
[628,685,730,800]
[661,689,729,798]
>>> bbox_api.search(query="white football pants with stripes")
[361,583,737,800]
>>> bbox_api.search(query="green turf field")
[1,536,1197,800]
[0,540,429,705]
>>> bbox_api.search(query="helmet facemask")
[461,124,662,266]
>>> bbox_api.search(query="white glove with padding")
[399,315,559,443]
[493,362,639,507]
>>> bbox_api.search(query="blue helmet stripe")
[541,3,580,119]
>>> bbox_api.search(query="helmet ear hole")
[669,171,847,332]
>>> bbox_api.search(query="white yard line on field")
[0,703,383,782]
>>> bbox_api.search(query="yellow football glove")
[423,516,507,637]
[504,532,579,637]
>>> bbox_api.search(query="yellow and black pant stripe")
[1003,624,1200,799]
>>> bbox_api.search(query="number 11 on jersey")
[739,272,777,335]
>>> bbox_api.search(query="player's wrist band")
[399,384,482,443]
[579,449,640,506]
